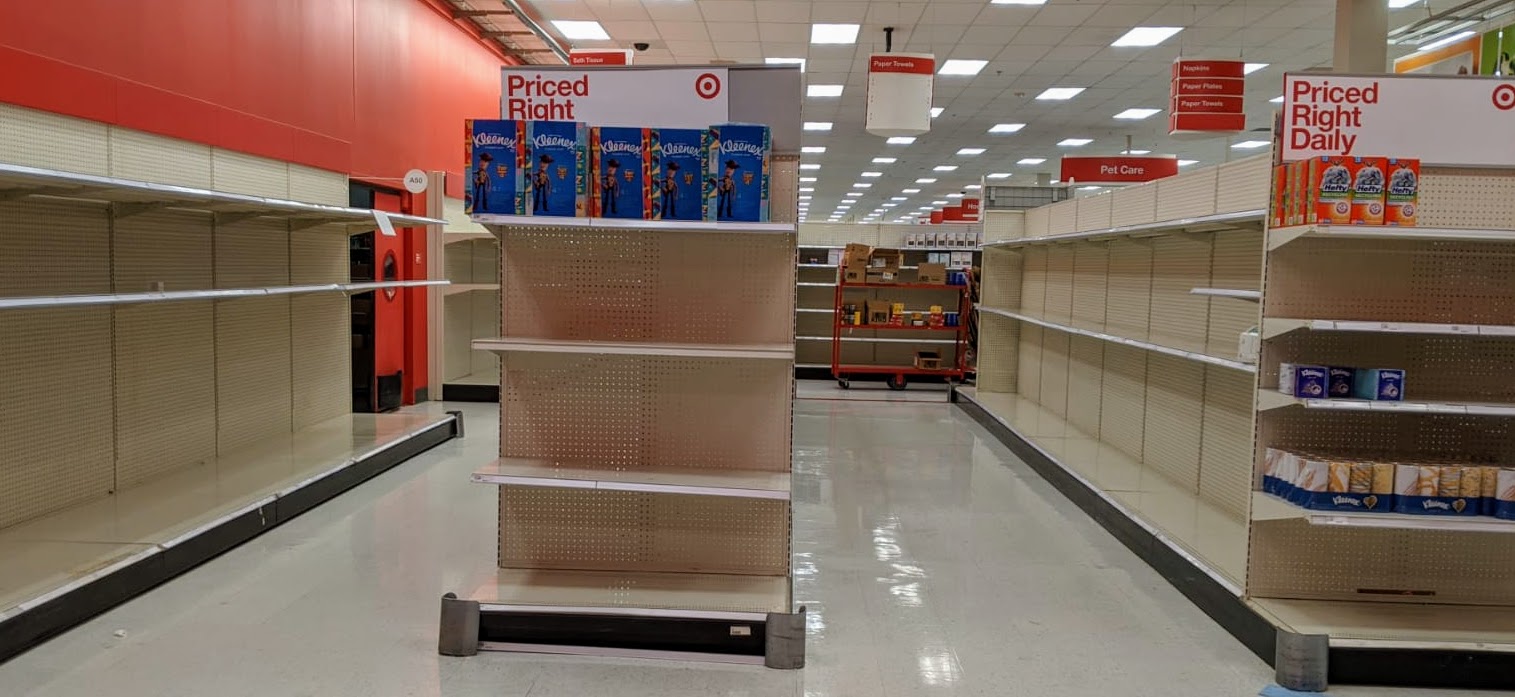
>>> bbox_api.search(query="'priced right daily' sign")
[1282,73,1515,166]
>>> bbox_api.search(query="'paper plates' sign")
[1060,156,1179,184]
[1282,73,1515,166]
[866,53,934,137]
[1170,58,1246,136]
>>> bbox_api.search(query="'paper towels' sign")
[866,53,934,137]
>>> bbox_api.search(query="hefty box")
[652,128,710,221]
[1306,156,1352,225]
[464,119,527,216]
[1348,156,1386,225]
[591,127,652,219]
[1386,158,1419,227]
[1270,164,1286,228]
[708,123,771,222]
[524,121,588,217]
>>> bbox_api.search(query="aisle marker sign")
[1169,59,1246,135]
[1282,73,1515,166]
[866,53,935,137]
[501,68,728,129]
[569,49,632,66]
[1060,156,1179,184]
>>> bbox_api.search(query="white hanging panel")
[1039,330,1071,417]
[1148,235,1212,353]
[1070,244,1109,331]
[1066,335,1105,436]
[498,487,790,575]
[501,230,794,346]
[1104,240,1152,341]
[1143,353,1204,492]
[1100,343,1147,462]
[1198,367,1252,520]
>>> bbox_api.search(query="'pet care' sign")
[1282,73,1515,166]
[501,68,729,130]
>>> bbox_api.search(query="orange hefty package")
[1385,158,1419,227]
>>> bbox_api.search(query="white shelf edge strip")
[0,280,451,310]
[957,389,1244,597]
[797,335,959,345]
[0,161,444,227]
[797,282,836,287]
[471,472,789,500]
[1264,317,1515,339]
[473,214,795,234]
[1256,390,1515,416]
[977,306,1257,373]
[1189,287,1261,301]
[1267,224,1515,250]
[984,209,1265,248]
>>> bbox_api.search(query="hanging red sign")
[942,204,965,222]
[929,209,944,224]
[1060,156,1179,184]
[569,49,632,66]
[961,197,980,220]
[1170,58,1246,136]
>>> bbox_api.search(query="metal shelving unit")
[442,212,803,666]
[831,274,971,390]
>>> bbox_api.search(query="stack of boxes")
[1280,363,1405,402]
[1271,156,1419,228]
[1263,447,1515,519]
[464,119,772,222]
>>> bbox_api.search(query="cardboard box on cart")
[867,248,903,272]
[843,262,867,284]
[843,243,872,267]
[864,300,893,325]
[917,262,948,285]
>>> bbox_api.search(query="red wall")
[0,0,508,193]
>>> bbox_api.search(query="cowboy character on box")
[532,155,553,213]
[715,160,738,219]
[656,161,680,218]
[472,152,493,213]
[601,158,620,215]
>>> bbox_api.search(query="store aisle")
[0,390,1492,696]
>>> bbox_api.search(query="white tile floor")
[0,384,1499,696]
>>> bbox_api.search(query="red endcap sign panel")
[1170,59,1246,135]
[569,50,632,66]
[961,197,980,220]
[500,68,728,127]
[1060,156,1179,184]
[942,204,965,222]
[1282,73,1515,166]
[867,53,935,137]
[929,209,944,224]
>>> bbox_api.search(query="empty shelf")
[984,209,1264,248]
[473,459,790,500]
[1257,390,1515,416]
[471,569,790,618]
[1251,492,1515,533]
[979,306,1257,373]
[0,280,449,310]
[443,283,500,296]
[471,337,794,360]
[1190,287,1261,301]
[1254,598,1515,651]
[1268,224,1515,250]
[1262,317,1515,339]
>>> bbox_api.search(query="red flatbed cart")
[831,273,972,390]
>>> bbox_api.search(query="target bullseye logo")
[695,72,722,100]
[1493,83,1515,111]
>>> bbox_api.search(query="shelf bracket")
[1274,629,1328,692]
[764,606,807,669]
[437,593,480,657]
[290,218,339,231]
[111,201,172,219]
[213,211,266,226]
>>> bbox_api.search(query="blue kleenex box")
[1279,363,1328,398]
[652,128,710,221]
[591,126,651,219]
[465,119,527,216]
[708,123,771,222]
[524,121,587,217]
[1327,367,1355,399]
[1353,368,1405,401]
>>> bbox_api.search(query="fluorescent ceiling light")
[853,183,872,188]
[918,206,933,210]
[932,200,948,205]
[930,107,945,118]
[1389,0,1421,8]
[1111,27,1183,47]
[965,184,982,190]
[800,163,821,170]
[916,178,936,183]
[947,193,964,199]
[552,20,609,40]
[861,171,883,177]
[1269,95,1284,103]
[872,157,897,164]
[1418,30,1475,51]
[891,196,908,201]
[1243,62,1268,75]
[765,57,807,71]
[887,136,916,145]
[902,188,921,193]
[957,147,986,156]
[798,195,812,200]
[803,121,832,131]
[811,23,860,44]
[845,192,863,197]
[801,146,826,153]
[882,203,898,208]
[991,0,1047,4]
[934,165,959,171]
[800,177,817,182]
[1114,108,1161,120]
[1058,138,1092,147]
[1036,87,1085,100]
[1231,140,1270,149]
[988,123,1026,133]
[1018,157,1046,165]
[799,187,814,192]
[807,84,844,97]
[1178,159,1199,166]
[939,59,989,76]
[987,172,1011,179]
